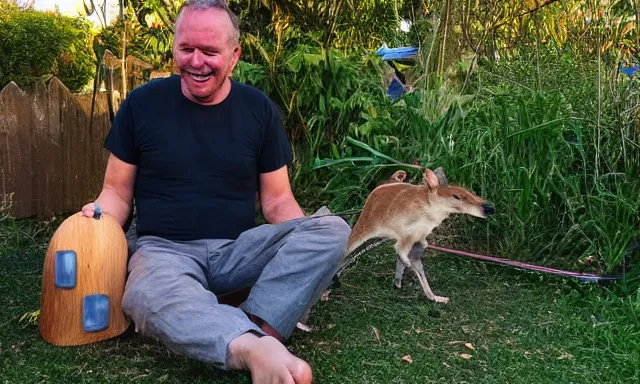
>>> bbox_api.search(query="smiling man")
[80,1,351,383]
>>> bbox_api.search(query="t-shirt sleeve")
[103,97,138,165]
[257,100,293,173]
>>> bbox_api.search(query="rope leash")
[315,209,630,284]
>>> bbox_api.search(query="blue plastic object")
[93,202,103,219]
[82,294,110,333]
[375,44,418,61]
[387,78,406,100]
[54,250,77,289]
[620,64,640,77]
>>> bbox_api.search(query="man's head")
[173,0,241,105]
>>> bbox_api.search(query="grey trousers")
[121,214,351,370]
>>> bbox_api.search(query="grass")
[1,217,639,383]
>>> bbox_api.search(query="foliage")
[294,44,637,280]
[230,0,410,51]
[94,0,179,71]
[0,2,95,92]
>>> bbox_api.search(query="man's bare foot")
[228,333,312,384]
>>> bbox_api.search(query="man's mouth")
[186,70,214,82]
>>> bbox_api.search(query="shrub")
[0,3,95,92]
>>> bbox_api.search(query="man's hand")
[80,153,137,227]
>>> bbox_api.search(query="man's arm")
[259,165,304,224]
[81,153,137,227]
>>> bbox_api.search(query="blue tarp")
[375,44,418,61]
[619,63,640,77]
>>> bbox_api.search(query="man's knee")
[309,215,351,263]
[317,215,351,241]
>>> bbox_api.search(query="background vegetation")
[0,1,95,92]
[1,0,639,291]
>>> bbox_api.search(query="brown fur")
[342,167,495,304]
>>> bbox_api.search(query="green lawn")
[1,218,639,383]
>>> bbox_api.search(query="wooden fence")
[0,78,112,219]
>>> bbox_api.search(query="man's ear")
[230,44,242,73]
[423,168,439,188]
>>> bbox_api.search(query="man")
[81,1,350,383]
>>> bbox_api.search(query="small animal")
[341,167,495,304]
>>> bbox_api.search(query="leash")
[425,244,625,283]
[318,209,629,284]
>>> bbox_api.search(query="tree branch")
[490,0,561,31]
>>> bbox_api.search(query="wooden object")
[39,211,130,346]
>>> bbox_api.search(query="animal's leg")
[393,242,423,289]
[408,244,449,304]
[394,256,406,289]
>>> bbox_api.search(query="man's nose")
[190,49,204,68]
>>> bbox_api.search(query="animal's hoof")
[434,296,449,304]
[393,282,402,290]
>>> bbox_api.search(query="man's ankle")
[227,332,261,370]
[247,314,285,343]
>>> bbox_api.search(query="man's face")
[172,7,241,105]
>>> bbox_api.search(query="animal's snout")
[482,202,496,216]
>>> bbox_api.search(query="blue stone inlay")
[82,294,110,333]
[54,250,76,289]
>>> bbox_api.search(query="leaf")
[320,289,331,301]
[309,156,374,170]
[402,355,413,363]
[345,137,422,168]
[371,326,381,342]
[557,352,574,360]
[458,353,473,359]
[296,322,313,332]
[464,343,476,351]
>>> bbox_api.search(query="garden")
[1,0,639,382]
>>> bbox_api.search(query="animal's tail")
[334,220,380,278]
[335,238,390,278]
[344,222,374,255]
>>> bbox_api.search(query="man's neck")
[180,77,232,106]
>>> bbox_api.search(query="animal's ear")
[423,168,439,189]
[434,167,449,186]
[391,170,407,183]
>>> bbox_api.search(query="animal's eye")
[452,194,461,200]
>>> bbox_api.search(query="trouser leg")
[206,215,351,340]
[121,235,264,370]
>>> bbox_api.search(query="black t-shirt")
[103,74,293,241]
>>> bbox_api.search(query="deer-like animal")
[341,167,495,304]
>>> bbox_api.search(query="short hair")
[176,0,240,45]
